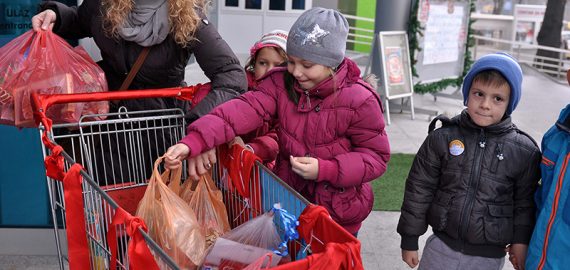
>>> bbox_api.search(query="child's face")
[287,55,331,90]
[253,47,286,80]
[466,80,510,127]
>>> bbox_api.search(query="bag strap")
[151,155,182,194]
[119,47,151,90]
[428,114,456,134]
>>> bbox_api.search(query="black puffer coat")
[397,110,541,258]
[40,0,247,184]
[41,0,247,122]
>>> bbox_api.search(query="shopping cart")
[32,88,363,270]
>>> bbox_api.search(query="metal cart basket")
[32,88,363,270]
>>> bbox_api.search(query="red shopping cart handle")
[31,85,199,114]
[31,85,199,150]
[31,85,199,128]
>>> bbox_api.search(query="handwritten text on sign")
[422,4,464,65]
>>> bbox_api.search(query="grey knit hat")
[287,7,348,68]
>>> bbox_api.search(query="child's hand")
[506,244,528,270]
[290,156,318,180]
[505,245,517,269]
[164,143,190,169]
[187,149,216,181]
[402,249,419,268]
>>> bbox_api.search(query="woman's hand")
[164,143,190,169]
[290,156,318,180]
[401,249,419,268]
[187,148,217,181]
[32,10,57,31]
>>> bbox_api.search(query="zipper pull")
[304,90,311,109]
[478,129,486,148]
[496,143,504,160]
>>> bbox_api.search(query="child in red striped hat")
[193,29,288,103]
[245,29,288,89]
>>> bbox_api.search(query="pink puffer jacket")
[181,58,390,233]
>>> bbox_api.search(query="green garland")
[407,0,475,94]
[408,0,423,78]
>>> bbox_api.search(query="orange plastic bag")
[186,173,231,246]
[179,177,196,203]
[136,156,206,269]
[0,30,108,127]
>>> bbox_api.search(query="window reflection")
[292,0,305,10]
[246,0,262,9]
[269,0,285,11]
[225,0,238,7]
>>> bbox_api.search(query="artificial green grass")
[372,153,415,211]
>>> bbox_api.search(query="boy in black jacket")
[397,53,541,270]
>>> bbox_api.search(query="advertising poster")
[385,47,405,86]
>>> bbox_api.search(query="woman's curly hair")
[101,0,209,47]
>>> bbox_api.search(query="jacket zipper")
[490,143,503,173]
[538,153,570,270]
[458,129,486,247]
[304,90,311,109]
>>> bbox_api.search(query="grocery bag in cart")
[203,204,298,269]
[0,30,108,127]
[185,172,231,246]
[136,156,206,269]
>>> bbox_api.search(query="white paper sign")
[422,4,464,65]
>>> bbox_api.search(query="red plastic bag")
[0,32,29,124]
[0,30,108,127]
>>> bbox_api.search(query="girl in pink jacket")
[193,29,288,168]
[166,7,390,235]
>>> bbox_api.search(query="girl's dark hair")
[284,71,299,104]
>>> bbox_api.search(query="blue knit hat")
[462,53,522,116]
